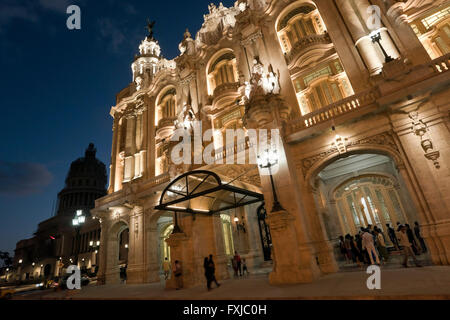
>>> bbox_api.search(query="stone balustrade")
[213,82,240,99]
[286,53,450,136]
[286,89,380,134]
[214,136,252,163]
[429,53,450,73]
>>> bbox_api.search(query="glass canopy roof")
[154,170,264,215]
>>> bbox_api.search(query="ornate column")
[382,0,431,65]
[244,74,321,284]
[334,0,400,74]
[108,116,120,194]
[302,185,339,274]
[127,205,146,284]
[314,0,371,91]
[96,213,111,285]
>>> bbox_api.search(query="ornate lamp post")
[370,31,394,63]
[258,149,285,213]
[72,210,86,266]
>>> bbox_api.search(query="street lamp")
[72,210,86,266]
[370,31,394,63]
[258,148,285,212]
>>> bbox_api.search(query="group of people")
[162,255,222,291]
[161,252,251,291]
[231,251,249,278]
[339,222,427,268]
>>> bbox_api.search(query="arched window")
[293,58,354,114]
[410,5,450,59]
[207,51,238,95]
[276,3,326,54]
[156,88,177,125]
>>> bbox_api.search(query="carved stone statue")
[146,20,156,39]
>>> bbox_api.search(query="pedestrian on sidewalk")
[406,224,421,255]
[231,258,238,277]
[387,224,400,250]
[173,260,183,290]
[398,225,422,268]
[374,229,389,263]
[339,236,350,264]
[362,228,380,265]
[242,258,249,276]
[234,251,242,276]
[414,222,427,253]
[208,254,221,289]
[204,257,213,291]
[163,257,171,280]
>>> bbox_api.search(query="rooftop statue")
[146,20,156,40]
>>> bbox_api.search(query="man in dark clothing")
[207,255,220,289]
[386,224,399,250]
[414,222,427,253]
[406,224,420,255]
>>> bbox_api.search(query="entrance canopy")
[155,170,264,215]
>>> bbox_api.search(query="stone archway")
[302,145,430,267]
[104,220,129,284]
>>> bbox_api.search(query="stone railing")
[138,173,170,192]
[285,33,332,64]
[214,136,252,163]
[428,52,450,74]
[213,82,240,99]
[286,89,380,134]
[157,117,177,129]
[95,189,125,208]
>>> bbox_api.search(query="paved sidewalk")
[16,266,450,300]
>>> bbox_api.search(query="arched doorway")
[43,264,51,279]
[309,152,427,265]
[105,220,129,284]
[159,221,174,269]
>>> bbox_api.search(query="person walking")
[163,257,171,280]
[234,251,242,277]
[386,224,400,250]
[406,224,420,255]
[398,225,422,268]
[204,257,213,291]
[208,255,221,288]
[362,228,380,265]
[339,236,350,264]
[173,260,183,290]
[231,258,238,277]
[242,258,249,276]
[375,229,389,263]
[414,222,427,253]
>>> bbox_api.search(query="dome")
[65,143,107,189]
[56,143,107,217]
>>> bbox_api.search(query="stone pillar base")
[105,266,120,285]
[166,232,197,289]
[423,220,450,265]
[267,210,320,285]
[145,263,161,283]
[126,264,146,284]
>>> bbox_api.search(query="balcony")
[285,33,332,65]
[285,53,450,139]
[156,117,177,140]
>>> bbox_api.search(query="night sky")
[0,0,236,255]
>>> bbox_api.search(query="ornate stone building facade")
[93,0,450,287]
